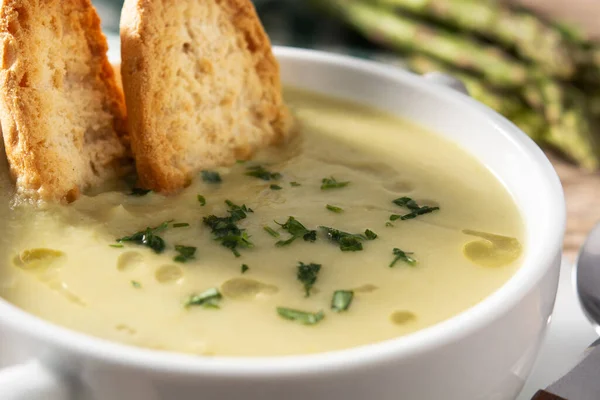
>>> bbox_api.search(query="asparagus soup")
[0,89,524,357]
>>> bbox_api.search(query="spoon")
[532,222,600,400]
[575,222,600,335]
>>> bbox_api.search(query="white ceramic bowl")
[0,47,565,400]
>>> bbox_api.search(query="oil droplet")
[462,230,522,268]
[221,278,278,300]
[390,310,417,325]
[47,280,86,306]
[117,251,145,272]
[353,284,379,293]
[383,180,415,194]
[13,248,65,271]
[155,265,183,284]
[116,324,137,335]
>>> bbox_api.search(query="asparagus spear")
[369,0,575,79]
[314,0,600,168]
[509,108,546,143]
[545,88,600,170]
[324,0,529,88]
[406,54,546,141]
[406,55,520,117]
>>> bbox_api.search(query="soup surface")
[0,89,524,357]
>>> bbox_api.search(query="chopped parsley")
[173,245,196,263]
[109,244,124,248]
[225,200,253,221]
[364,229,378,240]
[386,222,394,227]
[321,176,350,190]
[389,248,417,267]
[276,307,325,325]
[275,217,317,247]
[116,221,171,253]
[130,188,151,196]
[270,184,283,190]
[245,165,282,181]
[326,204,343,213]
[319,226,377,252]
[290,181,301,187]
[263,226,280,238]
[241,264,249,274]
[331,290,354,312]
[203,201,254,257]
[390,197,440,221]
[184,288,222,309]
[197,195,206,206]
[297,262,321,297]
[131,280,142,288]
[201,170,222,183]
[173,222,190,228]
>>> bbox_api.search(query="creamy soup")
[0,89,524,357]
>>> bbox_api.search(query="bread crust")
[121,0,293,193]
[0,0,129,202]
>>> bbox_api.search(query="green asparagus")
[326,0,529,87]
[369,0,575,78]
[545,88,600,170]
[406,55,521,117]
[509,109,546,143]
[312,0,600,169]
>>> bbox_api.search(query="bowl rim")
[0,46,566,377]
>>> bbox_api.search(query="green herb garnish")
[326,204,343,213]
[331,290,354,312]
[241,264,249,274]
[174,245,196,263]
[203,201,254,257]
[386,222,394,227]
[275,217,317,247]
[290,181,301,187]
[225,200,253,221]
[276,307,325,325]
[116,221,171,253]
[321,176,350,190]
[197,195,206,206]
[389,248,417,267]
[245,165,281,181]
[320,226,363,251]
[297,262,321,297]
[319,226,376,251]
[131,280,142,288]
[201,170,222,183]
[130,188,151,196]
[173,222,190,228]
[184,288,222,309]
[109,244,124,248]
[364,229,378,240]
[390,197,440,221]
[270,184,283,190]
[263,226,280,238]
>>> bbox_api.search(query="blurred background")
[94,0,600,257]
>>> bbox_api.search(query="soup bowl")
[0,47,565,400]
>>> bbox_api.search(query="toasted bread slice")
[120,0,293,193]
[0,0,128,202]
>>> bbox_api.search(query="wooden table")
[549,154,600,260]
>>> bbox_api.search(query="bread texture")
[120,0,293,193]
[0,0,128,202]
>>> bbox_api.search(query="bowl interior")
[0,47,565,375]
